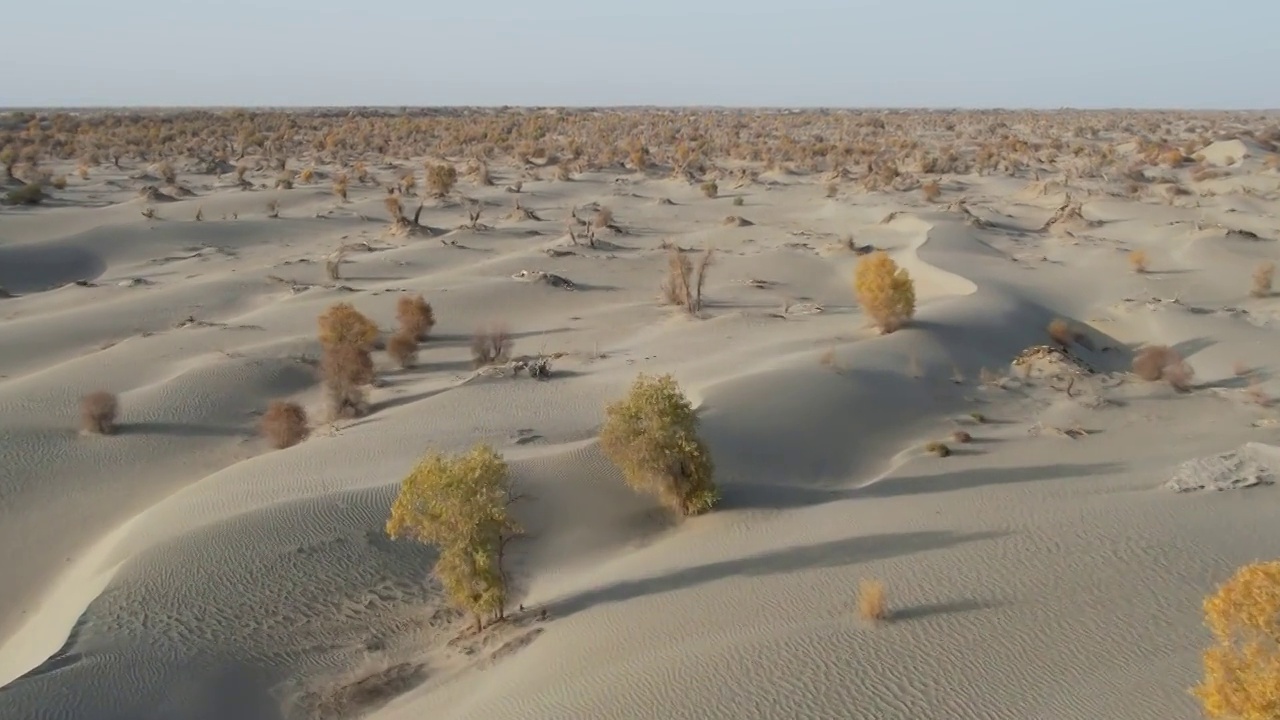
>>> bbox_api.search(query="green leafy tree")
[386,444,520,632]
[600,373,718,517]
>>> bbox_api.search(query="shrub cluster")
[318,302,379,418]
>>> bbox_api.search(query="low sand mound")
[512,270,576,290]
[1016,179,1067,200]
[1010,345,1098,379]
[1165,442,1280,492]
[1198,138,1273,167]
[137,185,178,203]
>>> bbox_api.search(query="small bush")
[1252,262,1274,298]
[924,441,951,457]
[661,246,713,314]
[321,343,374,419]
[79,391,119,435]
[1128,249,1149,273]
[853,251,916,334]
[5,183,45,206]
[427,164,458,197]
[1047,318,1080,348]
[732,196,744,206]
[1133,345,1194,391]
[951,430,972,444]
[386,444,520,632]
[318,303,379,351]
[921,180,941,202]
[396,294,435,340]
[700,180,718,198]
[858,579,889,622]
[600,373,718,518]
[1192,560,1280,719]
[386,331,419,369]
[471,326,511,367]
[261,400,309,449]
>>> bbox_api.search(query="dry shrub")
[951,430,972,444]
[318,303,379,351]
[1251,262,1274,298]
[924,441,951,457]
[322,343,374,418]
[395,294,435,340]
[600,373,718,518]
[853,251,916,334]
[427,164,458,197]
[700,180,718,198]
[661,247,714,314]
[79,391,119,435]
[857,579,889,622]
[662,246,693,308]
[261,400,309,449]
[921,179,941,202]
[1192,560,1280,720]
[1128,249,1149,273]
[592,206,613,229]
[386,331,419,369]
[333,173,349,201]
[471,326,511,367]
[4,183,45,206]
[1047,318,1080,348]
[384,195,404,222]
[1133,345,1194,391]
[318,303,378,418]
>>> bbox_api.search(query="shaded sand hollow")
[2,111,1280,719]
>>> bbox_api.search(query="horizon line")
[4,105,1280,113]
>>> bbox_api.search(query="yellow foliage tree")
[853,251,916,334]
[1193,560,1280,719]
[386,444,520,632]
[317,302,379,350]
[600,373,718,518]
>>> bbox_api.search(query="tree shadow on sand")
[721,461,1123,510]
[551,529,1003,618]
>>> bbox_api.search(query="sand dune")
[2,109,1280,720]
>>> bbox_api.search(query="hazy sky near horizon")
[6,0,1277,108]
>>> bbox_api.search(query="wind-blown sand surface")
[2,110,1280,719]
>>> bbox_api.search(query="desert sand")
[1,108,1279,719]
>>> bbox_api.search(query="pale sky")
[5,0,1277,108]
